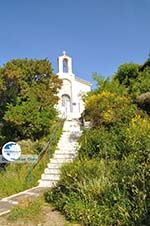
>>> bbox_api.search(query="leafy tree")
[92,73,128,96]
[140,55,150,71]
[114,59,150,97]
[114,63,140,90]
[131,67,150,96]
[0,59,62,141]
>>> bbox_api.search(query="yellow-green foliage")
[124,115,150,151]
[47,76,150,225]
[46,135,149,225]
[85,90,136,127]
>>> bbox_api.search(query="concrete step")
[56,146,77,151]
[53,153,76,159]
[47,163,61,169]
[47,162,63,168]
[59,136,77,143]
[56,148,79,153]
[51,158,74,163]
[58,142,80,147]
[38,180,57,187]
[41,174,60,180]
[52,156,74,161]
[56,145,78,151]
[59,140,78,144]
[62,128,81,132]
[44,168,60,174]
[50,158,73,164]
[57,143,79,148]
[58,138,78,142]
[59,136,72,141]
[54,149,77,154]
[38,119,81,188]
[58,137,78,141]
[60,133,72,137]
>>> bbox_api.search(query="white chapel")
[57,51,91,119]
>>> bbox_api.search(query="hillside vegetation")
[45,58,150,225]
[0,59,63,197]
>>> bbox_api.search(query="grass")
[6,195,80,226]
[8,196,44,222]
[0,120,64,198]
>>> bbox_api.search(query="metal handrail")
[32,119,64,170]
[26,114,66,183]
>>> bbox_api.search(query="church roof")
[75,76,91,86]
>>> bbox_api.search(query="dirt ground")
[0,204,79,226]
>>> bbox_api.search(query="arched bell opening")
[63,58,68,73]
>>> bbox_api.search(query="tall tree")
[114,63,140,89]
[0,59,62,141]
[114,59,150,97]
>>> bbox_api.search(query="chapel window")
[63,58,68,73]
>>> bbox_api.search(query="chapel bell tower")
[57,51,91,119]
[57,51,73,75]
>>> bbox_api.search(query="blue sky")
[0,0,150,83]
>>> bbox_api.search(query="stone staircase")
[38,119,81,187]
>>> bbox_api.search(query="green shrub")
[78,127,121,160]
[84,85,137,128]
[46,115,150,225]
[46,70,150,225]
[122,115,150,158]
[46,155,149,225]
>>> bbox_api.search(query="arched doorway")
[61,94,71,118]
